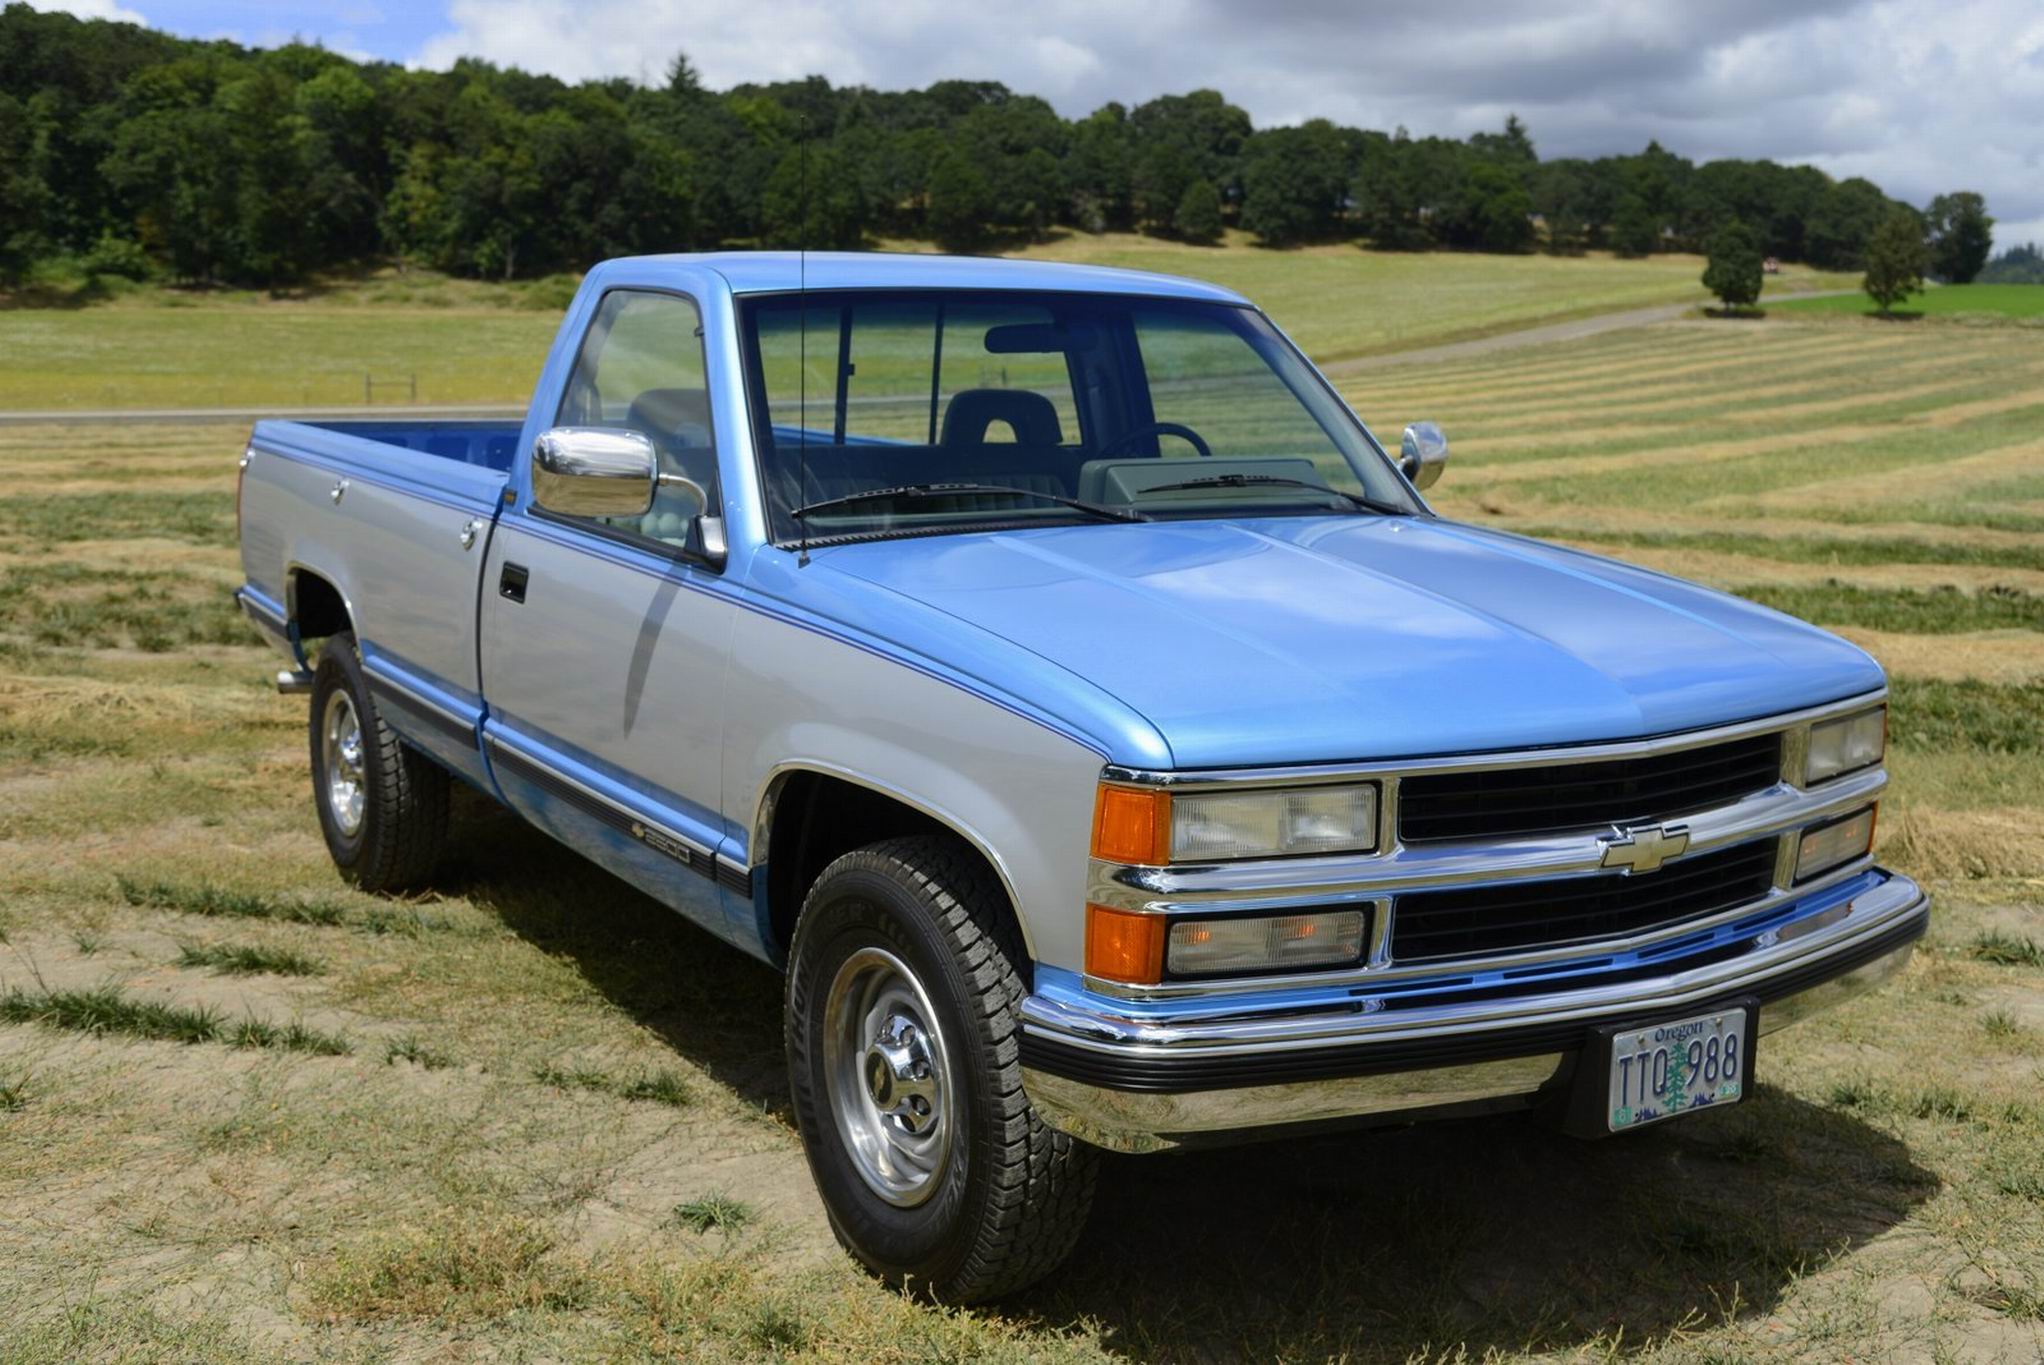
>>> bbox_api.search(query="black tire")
[307,632,449,893]
[785,835,1098,1302]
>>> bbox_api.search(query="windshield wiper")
[1138,473,1410,515]
[790,482,1148,524]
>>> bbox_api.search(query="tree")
[1701,220,1764,312]
[1172,177,1222,244]
[1925,191,1993,283]
[1354,128,1430,249]
[925,146,993,252]
[1238,121,1350,245]
[1543,211,1586,256]
[1464,161,1533,252]
[1863,210,1929,314]
[1979,242,2044,285]
[1610,194,1658,257]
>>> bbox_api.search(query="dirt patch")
[1882,806,2044,880]
[1833,627,2044,684]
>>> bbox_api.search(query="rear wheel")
[786,836,1097,1302]
[308,633,448,892]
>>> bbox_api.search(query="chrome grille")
[1396,732,1783,844]
[1390,840,1778,963]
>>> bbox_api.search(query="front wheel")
[785,836,1097,1302]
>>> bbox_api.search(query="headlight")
[1083,903,1369,983]
[1805,706,1886,785]
[1093,782,1380,864]
[1167,909,1367,977]
[1172,784,1379,861]
[1796,806,1877,881]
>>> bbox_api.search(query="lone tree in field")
[1702,220,1764,313]
[1926,191,1994,283]
[1863,210,1930,314]
[1173,178,1224,244]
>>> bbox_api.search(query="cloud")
[21,0,147,23]
[399,0,2035,246]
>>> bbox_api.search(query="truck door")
[477,288,744,947]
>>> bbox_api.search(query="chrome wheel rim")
[321,690,366,838]
[822,945,955,1208]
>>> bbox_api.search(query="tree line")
[0,3,1997,288]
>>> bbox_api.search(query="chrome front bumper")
[1019,869,1927,1152]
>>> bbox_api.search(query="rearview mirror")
[1399,421,1449,492]
[531,427,658,518]
[983,321,1098,354]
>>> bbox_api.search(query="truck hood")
[815,516,1885,769]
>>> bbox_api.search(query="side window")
[556,290,716,545]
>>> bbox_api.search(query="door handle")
[330,478,350,504]
[499,562,528,603]
[459,518,484,550]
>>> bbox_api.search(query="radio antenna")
[796,113,811,567]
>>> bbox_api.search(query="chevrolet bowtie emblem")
[1599,822,1690,873]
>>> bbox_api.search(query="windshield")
[738,289,1417,544]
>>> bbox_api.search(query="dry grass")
[1,313,2040,1360]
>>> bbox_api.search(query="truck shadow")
[446,804,1936,1359]
[1011,1096,1936,1359]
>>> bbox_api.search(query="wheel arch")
[752,763,1037,968]
[285,560,356,643]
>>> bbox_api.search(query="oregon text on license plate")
[1607,1006,1747,1132]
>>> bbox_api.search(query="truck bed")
[236,417,523,788]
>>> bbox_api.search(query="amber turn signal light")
[1092,784,1171,865]
[1085,903,1167,984]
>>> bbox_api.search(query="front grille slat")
[1391,841,1778,962]
[1398,732,1783,844]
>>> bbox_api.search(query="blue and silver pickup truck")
[235,252,1926,1300]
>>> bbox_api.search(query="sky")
[31,0,2044,247]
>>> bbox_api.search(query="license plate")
[1606,1006,1748,1132]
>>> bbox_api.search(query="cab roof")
[601,250,1252,306]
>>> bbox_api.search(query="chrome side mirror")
[532,427,659,518]
[1399,421,1449,492]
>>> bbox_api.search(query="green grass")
[1739,582,2043,634]
[1888,679,2044,754]
[1512,525,2044,574]
[0,564,244,652]
[0,985,351,1055]
[117,876,349,927]
[673,1192,755,1235]
[0,1073,26,1111]
[0,490,234,547]
[384,1034,455,1070]
[175,942,326,978]
[532,1062,692,1108]
[1972,931,2044,967]
[1769,282,2044,321]
[0,244,1857,411]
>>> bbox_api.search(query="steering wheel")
[1094,421,1214,461]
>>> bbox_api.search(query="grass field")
[2,315,2042,1361]
[0,237,1856,412]
[1768,282,2044,323]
